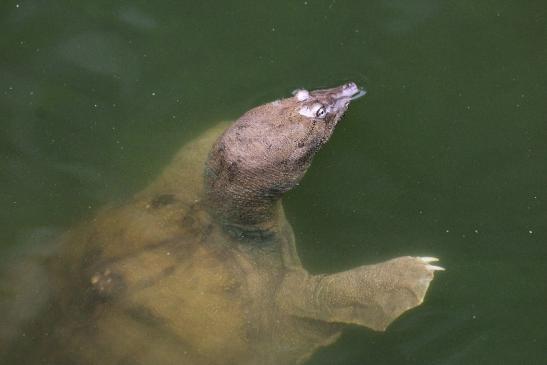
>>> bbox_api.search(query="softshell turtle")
[3,82,443,365]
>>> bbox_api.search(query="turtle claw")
[425,264,445,271]
[419,257,445,271]
[419,256,439,263]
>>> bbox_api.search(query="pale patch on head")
[293,89,310,101]
[298,103,323,118]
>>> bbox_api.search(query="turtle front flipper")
[277,256,444,331]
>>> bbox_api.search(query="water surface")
[1,1,546,364]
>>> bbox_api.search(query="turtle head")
[290,82,365,151]
[205,82,365,231]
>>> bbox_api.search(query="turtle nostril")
[344,82,356,90]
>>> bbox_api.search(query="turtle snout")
[341,82,358,95]
[332,82,365,105]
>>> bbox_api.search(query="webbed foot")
[278,256,444,331]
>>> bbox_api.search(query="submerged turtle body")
[44,125,297,365]
[3,83,442,365]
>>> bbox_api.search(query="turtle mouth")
[313,82,365,100]
[329,82,366,115]
[350,89,367,101]
[338,82,362,98]
[313,82,366,114]
[336,82,367,104]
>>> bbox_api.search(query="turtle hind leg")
[278,256,444,331]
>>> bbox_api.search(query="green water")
[1,0,545,364]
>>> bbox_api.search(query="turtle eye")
[315,106,327,118]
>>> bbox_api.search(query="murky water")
[1,1,546,364]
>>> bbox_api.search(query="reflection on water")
[1,0,546,364]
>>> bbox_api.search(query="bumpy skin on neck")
[204,83,362,232]
[204,105,311,230]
